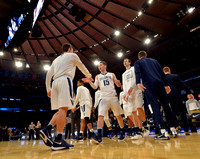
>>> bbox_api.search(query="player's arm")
[73,53,93,80]
[112,73,121,87]
[45,63,54,97]
[83,75,99,89]
[134,62,146,92]
[74,87,81,106]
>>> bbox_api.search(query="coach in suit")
[163,66,191,135]
[134,51,179,139]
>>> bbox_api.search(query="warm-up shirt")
[46,53,91,93]
[74,86,92,107]
[134,57,168,86]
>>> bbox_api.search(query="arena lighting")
[15,61,23,68]
[114,30,120,36]
[117,52,123,58]
[148,0,153,4]
[0,51,4,56]
[13,48,18,52]
[26,64,30,68]
[144,38,151,44]
[188,7,195,13]
[94,60,100,66]
[138,11,142,16]
[43,64,50,71]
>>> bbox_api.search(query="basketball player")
[94,88,113,138]
[122,58,144,139]
[82,61,125,143]
[119,89,134,137]
[39,43,93,150]
[74,79,94,141]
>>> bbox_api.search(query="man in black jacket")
[134,51,179,140]
[163,66,191,135]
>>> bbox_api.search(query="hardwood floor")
[0,133,200,159]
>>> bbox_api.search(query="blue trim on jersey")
[67,77,73,98]
[97,99,102,108]
[81,105,85,112]
[101,72,108,75]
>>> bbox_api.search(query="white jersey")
[94,90,101,108]
[97,72,117,98]
[74,86,92,107]
[119,91,127,105]
[46,53,91,93]
[122,66,137,95]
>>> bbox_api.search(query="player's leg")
[76,104,85,140]
[104,111,115,139]
[110,98,125,140]
[91,98,107,143]
[127,117,134,137]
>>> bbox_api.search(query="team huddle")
[39,43,182,151]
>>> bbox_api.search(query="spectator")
[186,94,200,115]
[0,126,2,141]
[10,128,22,140]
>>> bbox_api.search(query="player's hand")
[137,84,146,92]
[128,87,133,96]
[82,77,93,83]
[47,91,51,98]
[165,86,171,94]
[123,94,128,102]
[115,80,121,87]
[72,107,76,113]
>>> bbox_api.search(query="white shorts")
[80,102,91,119]
[51,76,74,110]
[123,103,132,118]
[98,97,124,117]
[128,89,144,111]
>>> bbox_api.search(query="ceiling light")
[15,61,23,68]
[94,60,100,66]
[0,51,4,56]
[26,64,30,68]
[144,38,151,44]
[138,11,142,16]
[117,52,123,58]
[114,30,120,36]
[13,48,18,52]
[43,64,50,71]
[154,34,159,38]
[148,0,153,4]
[188,7,195,13]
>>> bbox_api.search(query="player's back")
[97,72,117,98]
[52,53,78,80]
[77,86,92,105]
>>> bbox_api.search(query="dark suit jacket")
[165,73,191,98]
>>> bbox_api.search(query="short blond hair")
[138,51,147,59]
